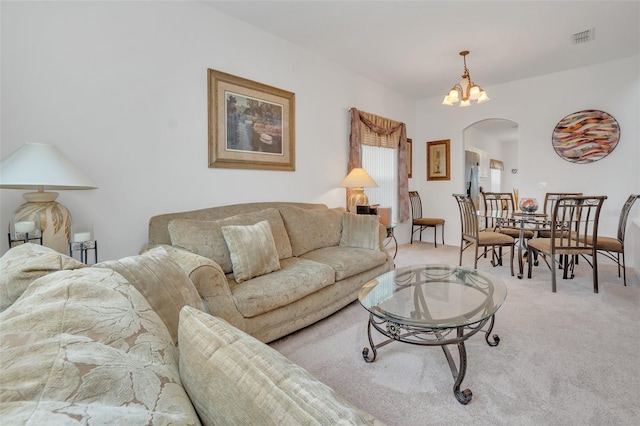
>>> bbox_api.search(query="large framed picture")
[427,139,450,181]
[208,69,295,171]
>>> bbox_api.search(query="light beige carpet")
[271,243,640,426]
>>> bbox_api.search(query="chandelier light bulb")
[442,50,489,107]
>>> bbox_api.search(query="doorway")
[463,118,519,207]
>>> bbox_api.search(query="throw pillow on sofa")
[339,213,380,251]
[178,306,381,426]
[279,205,345,256]
[1,268,199,425]
[0,243,86,312]
[221,220,281,283]
[95,246,203,345]
[168,207,292,274]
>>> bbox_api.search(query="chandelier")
[442,50,489,107]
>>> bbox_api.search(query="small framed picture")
[426,139,450,181]
[208,69,295,171]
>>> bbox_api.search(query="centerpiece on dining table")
[519,197,539,213]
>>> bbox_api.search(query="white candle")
[74,232,92,242]
[15,221,35,233]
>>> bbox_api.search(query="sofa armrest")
[378,224,388,252]
[144,244,245,331]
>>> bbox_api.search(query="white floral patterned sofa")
[0,244,383,425]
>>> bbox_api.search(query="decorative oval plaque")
[551,109,620,164]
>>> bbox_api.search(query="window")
[362,145,398,226]
[489,159,504,192]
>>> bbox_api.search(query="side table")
[8,232,43,248]
[69,240,98,265]
[383,226,397,259]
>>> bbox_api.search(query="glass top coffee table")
[358,264,507,404]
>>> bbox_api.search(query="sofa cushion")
[169,207,292,273]
[178,306,381,426]
[229,257,335,318]
[339,213,380,251]
[95,246,203,345]
[301,246,389,281]
[0,243,86,312]
[0,268,199,425]
[279,205,344,256]
[222,220,281,283]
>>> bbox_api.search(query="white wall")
[414,55,640,266]
[0,1,414,259]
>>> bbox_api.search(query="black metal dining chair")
[587,194,639,286]
[453,194,515,275]
[409,191,445,247]
[527,195,607,292]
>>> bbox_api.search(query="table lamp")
[339,167,378,213]
[0,142,98,253]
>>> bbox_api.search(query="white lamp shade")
[442,96,454,106]
[339,168,378,188]
[477,91,490,103]
[0,142,98,190]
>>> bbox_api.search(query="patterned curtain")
[348,108,410,223]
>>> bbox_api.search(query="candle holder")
[69,224,98,264]
[8,213,42,247]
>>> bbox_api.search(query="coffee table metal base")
[362,313,500,405]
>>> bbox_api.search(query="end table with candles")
[69,240,98,265]
[69,224,98,264]
[8,216,43,248]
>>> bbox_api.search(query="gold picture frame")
[407,138,413,178]
[427,139,450,181]
[208,69,295,171]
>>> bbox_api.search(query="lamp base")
[347,188,369,213]
[14,192,71,254]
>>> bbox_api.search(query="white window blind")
[362,145,398,226]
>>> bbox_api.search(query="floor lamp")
[0,142,98,253]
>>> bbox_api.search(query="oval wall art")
[552,109,620,164]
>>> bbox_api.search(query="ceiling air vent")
[572,27,595,44]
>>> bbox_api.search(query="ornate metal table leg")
[362,314,377,363]
[483,315,500,347]
[453,338,472,405]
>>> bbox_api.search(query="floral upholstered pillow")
[0,243,86,312]
[221,221,281,283]
[0,268,199,425]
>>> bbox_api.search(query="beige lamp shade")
[340,168,378,213]
[0,142,98,253]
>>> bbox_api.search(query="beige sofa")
[146,202,394,342]
[0,243,384,425]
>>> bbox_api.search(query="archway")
[463,118,519,207]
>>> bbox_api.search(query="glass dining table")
[481,210,549,279]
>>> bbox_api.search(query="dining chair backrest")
[549,195,607,254]
[453,194,480,240]
[543,192,583,219]
[617,194,640,242]
[409,191,423,221]
[481,192,515,229]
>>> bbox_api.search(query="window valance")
[490,159,504,170]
